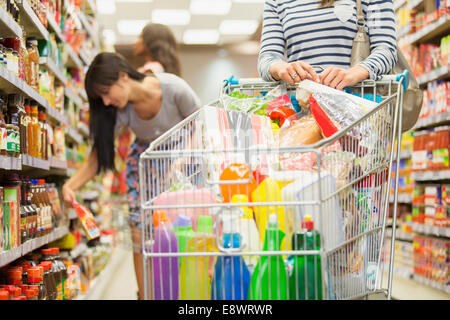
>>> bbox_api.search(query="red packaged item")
[266,94,293,113]
[71,200,101,240]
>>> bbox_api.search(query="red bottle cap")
[25,105,31,113]
[5,285,16,295]
[301,215,314,230]
[15,287,21,297]
[0,290,8,300]
[40,261,52,270]
[19,285,28,293]
[41,248,53,255]
[25,288,34,298]
[38,179,46,185]
[52,248,60,254]
[7,268,22,280]
[30,286,39,296]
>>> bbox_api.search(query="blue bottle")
[211,213,250,300]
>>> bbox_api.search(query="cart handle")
[224,70,410,92]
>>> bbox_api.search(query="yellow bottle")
[179,215,217,300]
[231,195,261,272]
[251,178,288,251]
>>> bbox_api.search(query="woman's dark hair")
[85,52,146,173]
[141,23,181,76]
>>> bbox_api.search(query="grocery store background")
[0,0,448,301]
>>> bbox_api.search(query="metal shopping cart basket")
[139,72,408,300]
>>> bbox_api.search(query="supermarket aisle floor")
[97,247,138,300]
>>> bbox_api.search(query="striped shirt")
[258,0,398,81]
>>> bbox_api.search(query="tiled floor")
[96,248,138,300]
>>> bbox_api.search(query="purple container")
[152,221,179,300]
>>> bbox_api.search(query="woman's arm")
[258,0,286,81]
[357,0,398,80]
[62,147,99,204]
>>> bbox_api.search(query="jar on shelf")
[5,47,14,74]
[6,123,16,157]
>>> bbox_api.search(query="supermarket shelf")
[17,0,49,40]
[78,49,91,66]
[0,5,23,38]
[411,169,450,181]
[65,127,83,145]
[414,112,450,129]
[390,193,412,203]
[66,45,84,70]
[78,12,99,49]
[68,208,77,220]
[412,223,450,238]
[385,228,414,241]
[47,105,69,125]
[405,14,450,45]
[0,226,69,267]
[46,12,64,43]
[49,156,67,170]
[394,0,407,11]
[70,242,87,259]
[79,88,88,101]
[22,154,50,170]
[65,86,84,109]
[0,155,22,170]
[397,24,411,39]
[0,66,50,111]
[400,149,412,159]
[383,271,450,299]
[82,190,100,201]
[405,0,423,11]
[76,247,126,300]
[413,275,450,295]
[417,65,450,86]
[39,56,67,85]
[78,122,90,138]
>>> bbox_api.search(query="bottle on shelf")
[289,215,322,300]
[27,266,47,300]
[41,248,62,300]
[24,100,33,157]
[38,108,47,160]
[30,101,40,158]
[249,214,288,300]
[6,94,21,157]
[39,261,57,300]
[211,212,250,300]
[0,91,8,156]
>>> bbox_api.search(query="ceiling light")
[151,9,191,25]
[183,29,220,44]
[117,20,149,35]
[97,0,116,14]
[219,20,259,35]
[190,0,231,15]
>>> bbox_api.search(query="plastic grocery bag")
[72,200,101,240]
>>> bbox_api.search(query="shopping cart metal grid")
[139,74,406,300]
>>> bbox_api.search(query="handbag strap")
[355,0,365,31]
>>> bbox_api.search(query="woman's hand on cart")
[319,66,369,90]
[269,61,319,85]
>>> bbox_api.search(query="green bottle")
[249,214,288,300]
[173,215,195,267]
[289,215,322,300]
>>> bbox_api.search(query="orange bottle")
[30,102,40,158]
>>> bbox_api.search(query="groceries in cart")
[143,78,398,300]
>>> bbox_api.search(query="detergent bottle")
[179,215,216,300]
[249,214,288,300]
[211,212,250,300]
[289,215,322,300]
[251,178,288,251]
[173,214,195,266]
[152,210,179,300]
[231,194,261,273]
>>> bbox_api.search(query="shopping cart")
[139,72,408,300]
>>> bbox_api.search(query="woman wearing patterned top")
[258,0,398,89]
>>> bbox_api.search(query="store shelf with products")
[17,0,49,41]
[45,11,64,43]
[0,4,23,39]
[417,65,450,86]
[404,14,450,46]
[49,156,68,170]
[39,56,67,85]
[21,154,50,170]
[65,126,83,145]
[0,226,69,268]
[411,169,450,181]
[0,155,22,170]
[78,122,89,138]
[412,223,450,238]
[64,86,84,109]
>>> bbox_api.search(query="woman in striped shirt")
[258,0,398,90]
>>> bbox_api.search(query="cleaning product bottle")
[289,215,322,300]
[211,212,250,300]
[173,214,195,266]
[251,178,288,251]
[180,215,216,300]
[152,210,179,300]
[249,214,288,300]
[231,194,261,273]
